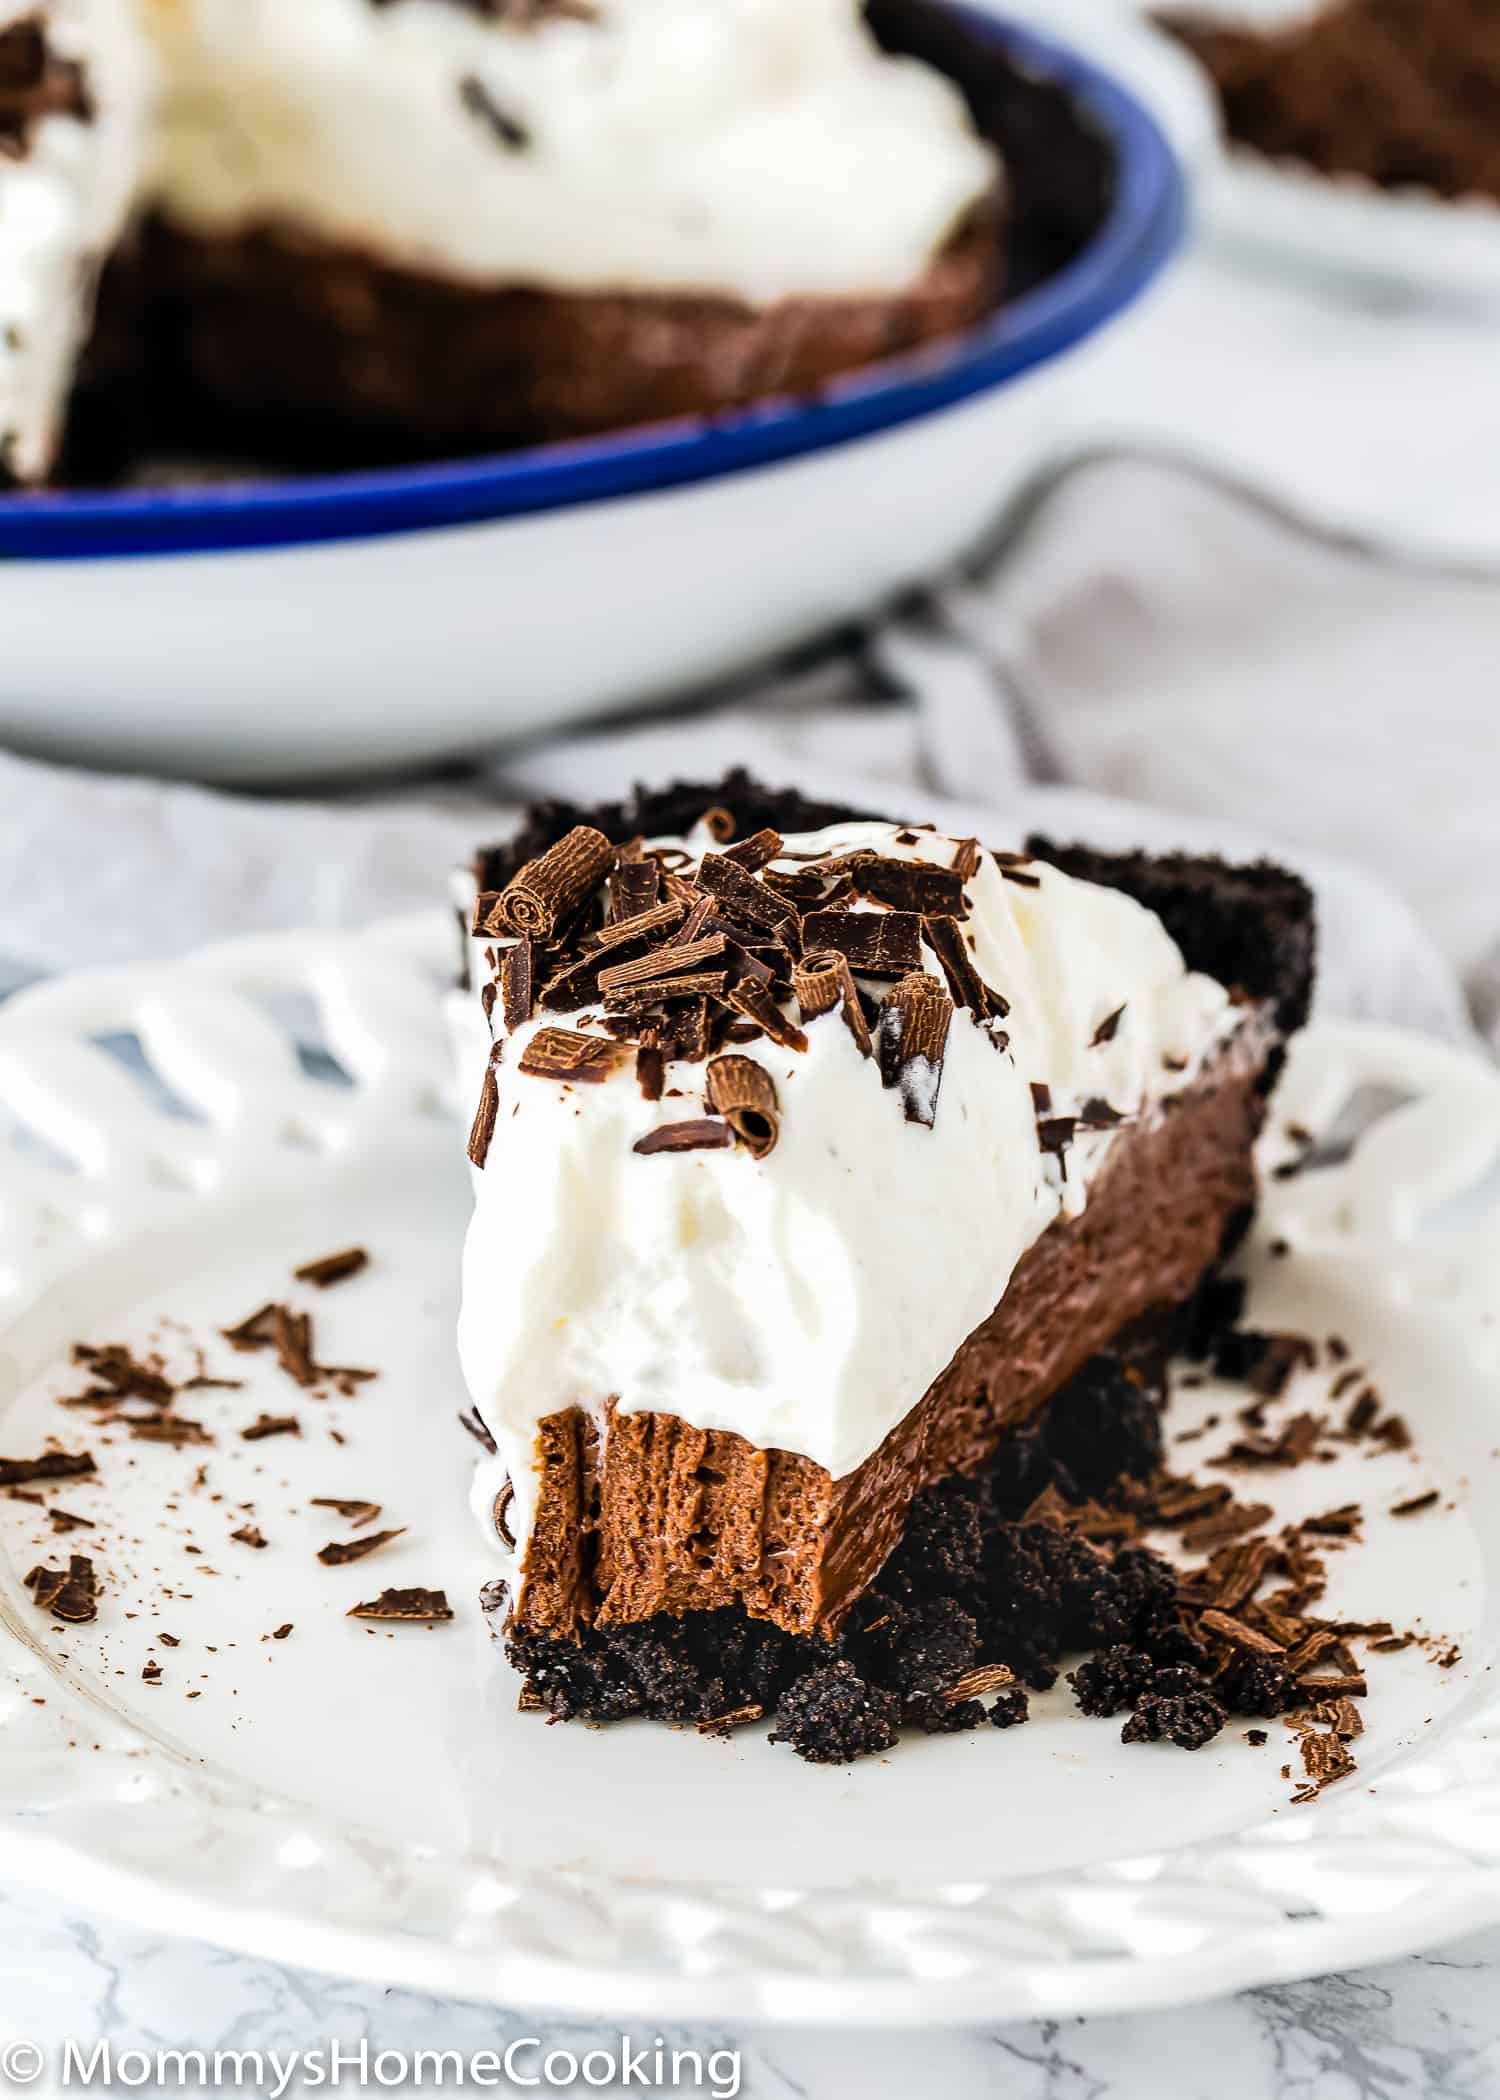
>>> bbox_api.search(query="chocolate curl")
[952,836,982,881]
[467,1060,500,1168]
[499,938,534,1030]
[706,1055,781,1159]
[493,825,614,940]
[793,949,871,1057]
[722,827,784,872]
[877,972,954,1127]
[698,806,736,842]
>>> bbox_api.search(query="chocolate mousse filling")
[464,774,1316,1716]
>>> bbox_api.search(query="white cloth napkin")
[0,464,1475,1057]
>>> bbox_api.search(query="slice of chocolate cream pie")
[454,775,1314,1751]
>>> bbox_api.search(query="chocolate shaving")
[597,932,725,995]
[130,1414,213,1448]
[490,826,613,940]
[695,1703,765,1734]
[632,1119,734,1156]
[348,1587,453,1622]
[608,857,660,924]
[468,1059,500,1168]
[726,978,808,1052]
[47,1507,94,1533]
[500,939,535,1029]
[231,1524,268,1549]
[25,1555,97,1623]
[877,973,954,1128]
[705,1055,780,1159]
[293,1247,368,1290]
[849,857,966,918]
[802,909,921,980]
[1091,1004,1126,1047]
[240,1414,300,1442]
[518,1027,628,1084]
[1199,1608,1284,1655]
[70,1342,174,1404]
[310,1497,382,1527]
[999,864,1042,888]
[722,828,784,872]
[952,837,982,880]
[943,1662,1017,1703]
[585,900,686,954]
[698,806,736,843]
[458,72,530,150]
[493,1480,516,1548]
[0,1451,94,1488]
[636,1035,665,1102]
[318,1527,407,1566]
[604,970,728,1010]
[1390,1489,1440,1518]
[459,1406,497,1455]
[922,913,1009,1020]
[694,854,802,942]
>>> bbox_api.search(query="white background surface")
[5,1881,1500,2100]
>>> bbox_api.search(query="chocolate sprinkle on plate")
[293,1247,369,1290]
[25,1554,98,1623]
[241,1414,300,1442]
[318,1527,407,1567]
[0,1451,95,1487]
[347,1587,454,1622]
[311,1497,383,1527]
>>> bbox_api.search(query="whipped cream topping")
[0,0,148,482]
[139,0,998,302]
[456,821,1250,1585]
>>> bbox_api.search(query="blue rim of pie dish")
[0,8,1184,561]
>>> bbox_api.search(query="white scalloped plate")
[1,915,1499,2027]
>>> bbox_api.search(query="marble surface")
[2,1885,1499,2098]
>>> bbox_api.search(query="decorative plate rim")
[1,915,1499,2027]
[0,9,1184,563]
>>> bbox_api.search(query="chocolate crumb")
[230,1525,268,1549]
[271,1623,294,1640]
